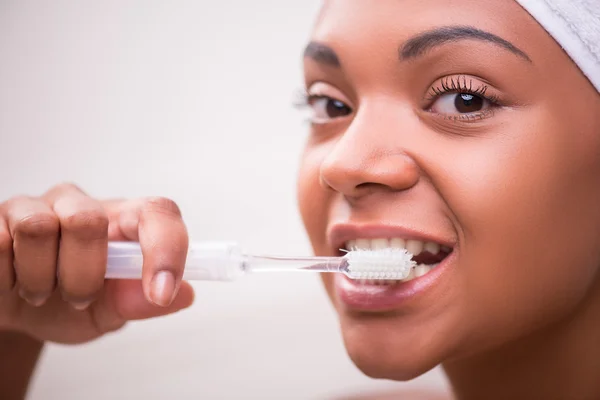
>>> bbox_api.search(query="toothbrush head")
[343,248,416,280]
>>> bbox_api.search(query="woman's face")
[297,0,600,380]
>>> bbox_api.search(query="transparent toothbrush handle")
[105,241,245,281]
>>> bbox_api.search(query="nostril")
[351,182,398,197]
[319,144,420,196]
[355,182,377,190]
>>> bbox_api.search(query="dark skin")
[0,332,42,399]
[0,185,194,399]
[3,1,600,399]
[298,0,600,399]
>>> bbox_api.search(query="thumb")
[91,280,195,333]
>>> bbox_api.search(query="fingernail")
[71,300,93,311]
[150,271,177,307]
[19,289,50,307]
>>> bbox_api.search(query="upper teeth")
[345,238,442,256]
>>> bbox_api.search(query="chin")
[339,314,443,381]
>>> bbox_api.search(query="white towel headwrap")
[514,0,600,92]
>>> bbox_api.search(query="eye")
[308,95,352,123]
[430,92,489,115]
[426,76,501,121]
[300,82,353,124]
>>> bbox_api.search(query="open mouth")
[342,237,453,285]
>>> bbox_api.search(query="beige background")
[0,1,448,398]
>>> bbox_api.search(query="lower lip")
[334,251,456,312]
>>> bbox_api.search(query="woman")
[2,1,599,398]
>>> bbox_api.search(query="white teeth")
[344,237,449,283]
[402,268,416,282]
[371,238,389,249]
[405,239,424,255]
[424,241,440,255]
[390,237,406,249]
[346,237,441,256]
[355,238,370,249]
[414,264,431,277]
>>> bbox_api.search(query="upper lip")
[328,223,456,252]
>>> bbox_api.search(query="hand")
[0,183,194,344]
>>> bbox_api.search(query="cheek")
[444,109,600,344]
[298,145,339,307]
[297,146,331,255]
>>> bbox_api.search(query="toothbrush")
[105,241,417,281]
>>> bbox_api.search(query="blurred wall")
[0,1,448,398]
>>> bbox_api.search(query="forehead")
[311,0,543,59]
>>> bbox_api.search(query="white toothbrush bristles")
[343,248,416,280]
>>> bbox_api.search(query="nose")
[319,115,420,199]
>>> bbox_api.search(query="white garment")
[514,0,600,92]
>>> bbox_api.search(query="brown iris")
[326,99,352,118]
[455,93,484,113]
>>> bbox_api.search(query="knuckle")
[5,195,29,205]
[62,208,109,238]
[4,195,31,212]
[15,212,59,239]
[142,197,182,218]
[52,182,82,194]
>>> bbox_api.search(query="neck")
[443,284,600,400]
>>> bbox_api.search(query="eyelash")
[293,76,501,123]
[427,75,497,102]
[293,90,350,125]
[426,75,500,121]
[294,90,328,108]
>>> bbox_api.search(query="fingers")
[2,185,189,315]
[114,198,144,241]
[91,280,194,334]
[113,280,194,320]
[2,183,110,310]
[46,185,109,310]
[101,198,129,240]
[117,197,189,307]
[0,216,15,293]
[4,197,59,305]
[138,198,188,307]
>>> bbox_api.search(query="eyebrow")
[400,25,532,62]
[303,41,341,67]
